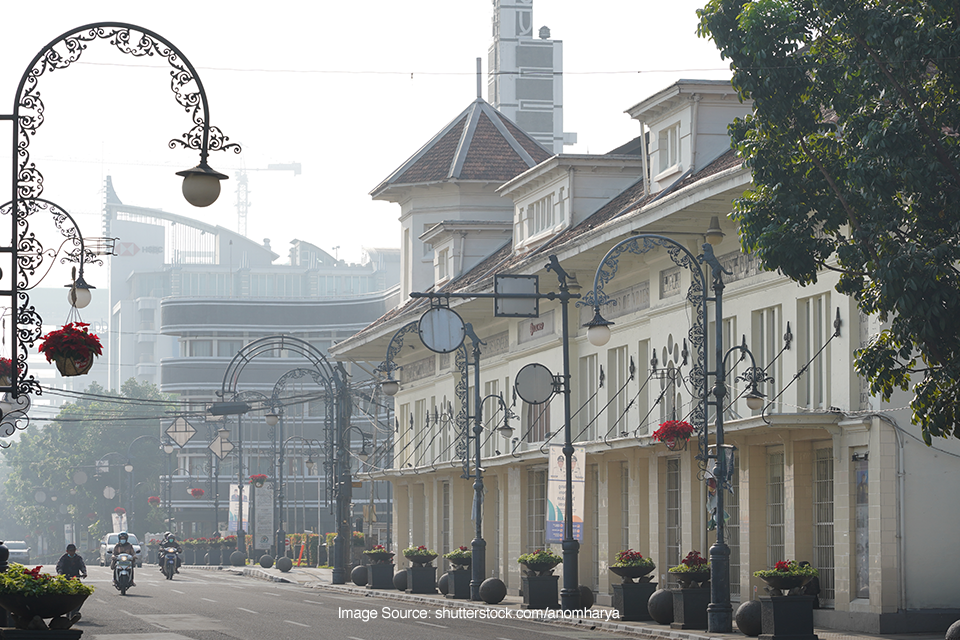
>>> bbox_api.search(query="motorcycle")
[113,553,134,595]
[160,546,179,580]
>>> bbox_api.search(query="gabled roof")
[370,98,552,198]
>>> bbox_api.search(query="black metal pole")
[706,254,732,633]
[276,415,285,558]
[469,334,485,601]
[332,377,351,584]
[237,413,246,557]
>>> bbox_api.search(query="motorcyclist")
[55,544,86,623]
[111,531,137,586]
[158,531,182,573]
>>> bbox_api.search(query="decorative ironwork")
[376,321,418,377]
[580,234,707,457]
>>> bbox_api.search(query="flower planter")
[367,562,396,590]
[521,574,559,610]
[53,354,93,377]
[406,565,437,594]
[664,436,689,451]
[208,548,222,565]
[184,548,196,565]
[760,595,818,640]
[609,564,655,583]
[670,587,710,630]
[445,568,471,600]
[519,560,560,576]
[758,574,813,596]
[364,551,395,565]
[612,580,657,621]
[0,593,89,631]
[404,553,438,567]
[672,570,710,588]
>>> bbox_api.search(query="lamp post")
[123,434,169,534]
[2,23,238,420]
[582,223,766,633]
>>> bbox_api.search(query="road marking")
[348,637,367,640]
[201,598,217,603]
[285,620,310,627]
[415,621,448,629]
[263,592,281,597]
[237,607,258,614]
[170,589,185,594]
[303,599,324,604]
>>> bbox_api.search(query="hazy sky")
[0,1,732,267]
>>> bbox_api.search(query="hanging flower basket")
[38,322,102,377]
[653,420,695,450]
[0,357,15,386]
[113,507,126,515]
[249,474,268,488]
[189,487,205,499]
[147,496,161,507]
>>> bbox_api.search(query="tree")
[697,0,960,442]
[1,380,176,549]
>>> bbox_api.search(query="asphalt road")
[56,565,628,640]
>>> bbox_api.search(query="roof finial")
[476,57,482,100]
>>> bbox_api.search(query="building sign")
[482,331,510,359]
[518,310,554,344]
[660,266,681,299]
[717,250,762,283]
[547,444,584,543]
[404,356,436,383]
[228,483,249,533]
[254,482,274,550]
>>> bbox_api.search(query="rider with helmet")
[112,531,137,586]
[159,531,182,573]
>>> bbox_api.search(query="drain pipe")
[877,413,906,612]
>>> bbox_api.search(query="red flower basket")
[114,507,126,515]
[189,487,204,499]
[652,420,695,451]
[249,474,268,487]
[147,496,161,506]
[0,357,14,384]
[38,322,103,377]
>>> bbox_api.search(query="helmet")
[118,531,128,541]
[163,531,171,539]
[168,534,177,542]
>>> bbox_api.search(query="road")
[55,564,629,640]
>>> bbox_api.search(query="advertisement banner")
[111,512,127,532]
[547,444,585,542]
[254,482,275,549]
[227,483,249,533]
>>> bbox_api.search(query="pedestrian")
[55,544,87,623]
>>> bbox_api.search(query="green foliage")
[402,545,437,559]
[669,550,710,573]
[611,549,655,568]
[698,0,960,442]
[0,564,94,596]
[755,560,820,578]
[517,548,562,565]
[0,379,176,544]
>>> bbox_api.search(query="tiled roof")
[370,99,552,197]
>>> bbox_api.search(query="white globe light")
[587,323,611,347]
[181,173,221,207]
[67,286,92,309]
[381,379,400,396]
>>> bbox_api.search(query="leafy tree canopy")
[697,0,960,442]
[1,380,176,547]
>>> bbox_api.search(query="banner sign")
[228,483,249,533]
[547,444,585,542]
[254,483,274,549]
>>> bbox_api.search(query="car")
[99,532,143,567]
[4,541,30,565]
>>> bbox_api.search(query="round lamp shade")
[67,286,92,309]
[181,173,221,207]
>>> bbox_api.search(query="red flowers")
[38,322,103,363]
[190,487,204,498]
[0,357,14,379]
[775,560,791,571]
[147,496,161,506]
[249,474,268,485]
[114,507,126,515]
[680,550,708,567]
[652,420,695,442]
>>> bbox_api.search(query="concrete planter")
[521,574,559,610]
[759,595,818,640]
[612,581,657,621]
[445,568,471,599]
[406,565,437,594]
[367,563,396,590]
[670,587,710,630]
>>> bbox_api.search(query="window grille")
[527,469,546,551]
[767,450,785,566]
[813,447,835,606]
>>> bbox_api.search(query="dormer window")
[525,193,555,238]
[437,248,449,281]
[658,122,681,174]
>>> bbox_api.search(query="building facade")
[332,80,960,633]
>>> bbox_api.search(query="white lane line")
[284,620,310,627]
[348,637,367,640]
[304,600,324,604]
[264,592,281,597]
[119,610,134,616]
[170,589,185,594]
[415,621,448,629]
[95,598,106,604]
[201,598,217,603]
[237,607,258,614]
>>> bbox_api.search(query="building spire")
[476,57,482,100]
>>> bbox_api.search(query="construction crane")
[235,162,301,236]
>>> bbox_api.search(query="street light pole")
[466,327,486,601]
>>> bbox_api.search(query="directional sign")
[166,417,196,448]
[209,434,234,461]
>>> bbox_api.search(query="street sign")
[515,362,556,405]
[495,274,539,317]
[418,307,466,354]
[166,417,196,447]
[209,434,234,460]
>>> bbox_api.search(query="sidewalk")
[190,564,945,640]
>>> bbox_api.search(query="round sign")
[73,470,88,485]
[418,307,466,354]
[514,363,555,405]
[103,485,116,500]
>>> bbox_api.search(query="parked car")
[99,532,142,567]
[4,541,30,565]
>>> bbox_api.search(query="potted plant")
[652,420,695,451]
[668,551,711,630]
[113,507,126,516]
[249,474,268,488]
[403,546,438,594]
[610,549,657,622]
[754,560,821,637]
[147,496,161,507]
[189,487,204,499]
[352,531,365,547]
[517,548,562,610]
[0,357,15,387]
[754,560,819,596]
[364,545,395,590]
[517,548,562,575]
[443,546,472,599]
[0,564,94,630]
[37,322,103,377]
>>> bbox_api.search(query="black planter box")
[612,581,657,621]
[367,563,396,590]
[521,574,559,610]
[446,568,471,599]
[670,587,710,630]
[406,565,437,594]
[760,595,818,640]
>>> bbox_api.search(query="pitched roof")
[370,98,552,197]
